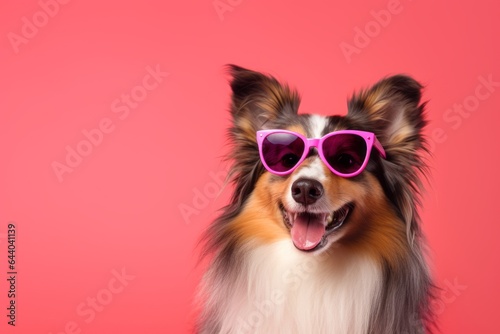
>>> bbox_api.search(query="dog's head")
[223,65,428,257]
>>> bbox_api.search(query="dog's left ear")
[347,75,428,237]
[348,75,426,158]
[347,75,427,160]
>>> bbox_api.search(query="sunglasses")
[256,129,386,177]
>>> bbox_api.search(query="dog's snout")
[291,178,324,205]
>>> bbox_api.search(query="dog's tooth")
[327,213,333,223]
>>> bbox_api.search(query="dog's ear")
[347,75,426,160]
[227,65,300,144]
[223,65,300,206]
[347,75,428,239]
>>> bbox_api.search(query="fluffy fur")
[196,65,434,334]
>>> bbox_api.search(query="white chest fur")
[214,240,382,334]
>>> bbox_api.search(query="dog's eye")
[335,153,355,167]
[281,153,300,168]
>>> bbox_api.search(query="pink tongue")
[291,214,326,250]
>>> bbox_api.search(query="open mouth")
[280,202,353,252]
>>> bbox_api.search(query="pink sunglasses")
[256,129,386,177]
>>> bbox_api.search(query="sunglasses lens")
[322,134,367,175]
[262,133,305,173]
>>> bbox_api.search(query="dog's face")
[226,65,427,258]
[251,115,389,253]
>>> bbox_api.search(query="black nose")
[291,178,324,205]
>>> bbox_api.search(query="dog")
[196,65,434,334]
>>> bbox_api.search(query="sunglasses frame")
[256,129,386,177]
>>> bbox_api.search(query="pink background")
[1,0,499,333]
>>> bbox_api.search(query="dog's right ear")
[227,65,300,144]
[223,65,300,206]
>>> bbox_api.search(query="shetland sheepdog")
[196,65,434,334]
